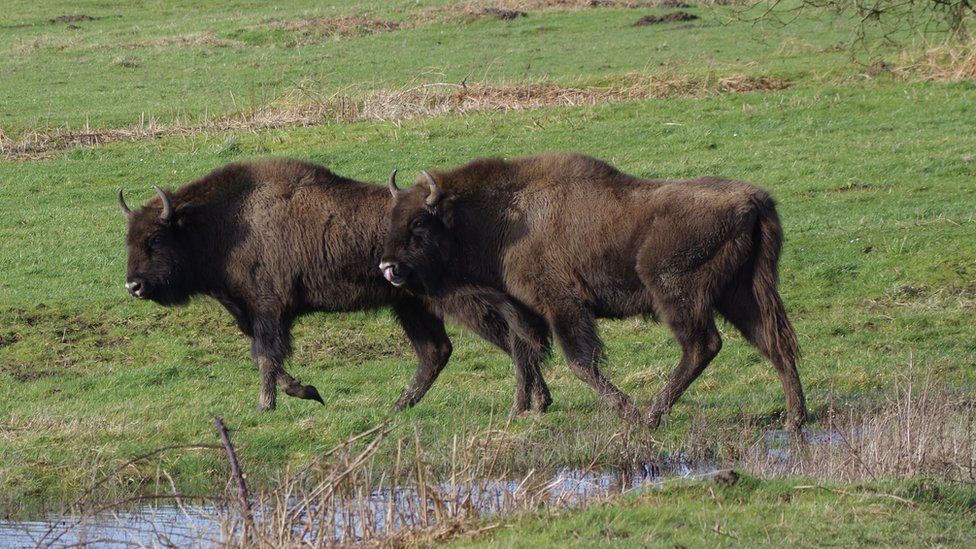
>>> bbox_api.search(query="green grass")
[0,1,864,133]
[455,476,976,547]
[1,0,975,543]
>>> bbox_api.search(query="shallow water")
[0,504,222,548]
[0,430,820,547]
[0,457,721,547]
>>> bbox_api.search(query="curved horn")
[387,169,399,198]
[152,185,173,222]
[422,171,442,207]
[118,189,133,218]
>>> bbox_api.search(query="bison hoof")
[304,385,325,405]
[257,398,277,412]
[532,390,553,414]
[393,395,415,411]
[509,408,535,420]
[283,383,324,404]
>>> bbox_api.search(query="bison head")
[380,170,454,295]
[119,186,193,306]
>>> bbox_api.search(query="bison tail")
[751,193,800,370]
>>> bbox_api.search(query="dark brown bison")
[119,159,552,413]
[380,152,806,430]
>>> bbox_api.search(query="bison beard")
[381,152,807,431]
[119,159,552,414]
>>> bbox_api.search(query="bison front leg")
[549,308,641,424]
[251,317,323,411]
[644,319,722,430]
[510,335,552,415]
[392,302,452,410]
[435,292,553,417]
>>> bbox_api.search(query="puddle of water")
[0,504,222,548]
[759,428,849,465]
[0,429,832,546]
[0,455,719,547]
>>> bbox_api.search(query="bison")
[380,152,807,431]
[119,159,552,414]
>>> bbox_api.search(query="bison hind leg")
[717,274,806,431]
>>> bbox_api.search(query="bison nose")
[378,261,405,286]
[126,278,146,298]
[379,261,397,279]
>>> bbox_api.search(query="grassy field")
[1,0,975,543]
[455,476,976,546]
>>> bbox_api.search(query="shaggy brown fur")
[381,152,805,430]
[120,159,551,413]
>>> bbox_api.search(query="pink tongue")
[383,266,396,282]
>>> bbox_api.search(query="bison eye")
[148,234,162,248]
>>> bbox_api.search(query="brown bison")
[380,152,806,430]
[119,159,552,413]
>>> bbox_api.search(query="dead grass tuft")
[894,41,976,82]
[417,0,666,24]
[267,1,661,37]
[731,364,974,484]
[454,0,661,10]
[634,11,699,25]
[125,31,245,49]
[267,15,401,41]
[357,74,789,121]
[0,73,791,160]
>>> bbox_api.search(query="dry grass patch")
[415,0,668,25]
[0,74,790,159]
[895,41,976,81]
[265,1,665,39]
[125,31,245,49]
[665,363,976,485]
[266,15,401,42]
[441,0,662,12]
[347,73,789,121]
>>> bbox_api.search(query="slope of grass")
[0,1,863,133]
[455,477,976,547]
[1,5,974,544]
[2,80,974,511]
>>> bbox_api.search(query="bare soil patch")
[0,333,18,348]
[49,15,99,24]
[484,8,529,20]
[4,364,57,383]
[634,11,699,25]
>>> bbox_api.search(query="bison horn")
[118,189,133,218]
[388,169,400,198]
[422,171,442,207]
[152,185,173,222]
